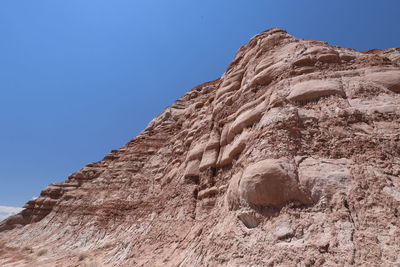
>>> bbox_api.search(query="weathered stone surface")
[226,172,242,210]
[239,158,310,207]
[248,62,285,88]
[215,69,244,99]
[227,101,266,142]
[287,79,344,102]
[365,70,400,92]
[293,56,316,67]
[186,141,205,161]
[1,28,400,267]
[218,130,249,166]
[298,158,352,202]
[184,159,200,179]
[197,187,218,200]
[274,221,294,240]
[199,131,220,170]
[348,94,400,115]
[198,149,217,170]
[237,210,260,228]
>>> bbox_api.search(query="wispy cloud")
[0,206,23,222]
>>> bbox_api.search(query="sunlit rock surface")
[1,28,400,266]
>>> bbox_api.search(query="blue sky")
[0,0,399,207]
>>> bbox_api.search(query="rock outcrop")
[1,28,400,266]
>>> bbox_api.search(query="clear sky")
[0,0,399,207]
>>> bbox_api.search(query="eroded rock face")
[1,28,400,266]
[366,70,400,92]
[298,158,352,202]
[287,79,345,103]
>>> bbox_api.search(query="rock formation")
[1,28,399,266]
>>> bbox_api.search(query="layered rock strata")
[1,28,400,266]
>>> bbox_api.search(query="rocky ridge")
[0,28,399,266]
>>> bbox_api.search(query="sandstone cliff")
[1,28,399,266]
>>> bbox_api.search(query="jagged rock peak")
[1,28,400,266]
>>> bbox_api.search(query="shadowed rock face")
[1,28,400,266]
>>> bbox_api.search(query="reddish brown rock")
[0,28,400,266]
[239,158,310,207]
[287,79,345,103]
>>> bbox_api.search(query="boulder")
[239,158,310,207]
